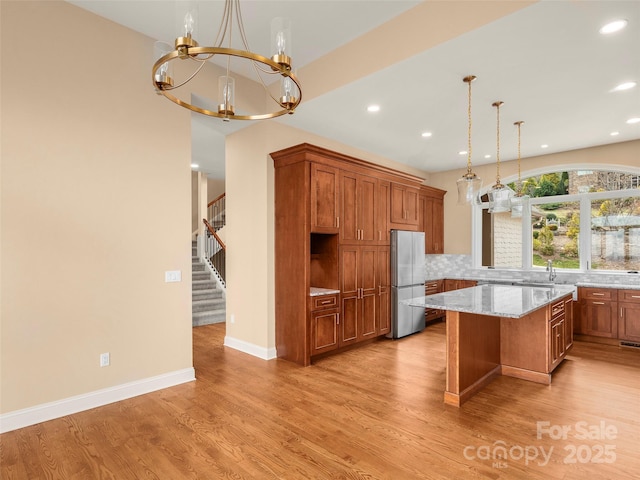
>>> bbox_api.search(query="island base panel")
[445,311,501,406]
[444,366,502,407]
[501,365,552,385]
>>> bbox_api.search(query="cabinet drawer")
[312,294,339,310]
[579,287,617,301]
[425,281,441,295]
[550,299,565,319]
[619,289,640,303]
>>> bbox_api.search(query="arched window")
[474,169,640,273]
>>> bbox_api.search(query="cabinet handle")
[592,293,605,296]
[632,295,640,299]
[621,307,623,318]
[337,313,340,325]
[592,301,605,305]
[336,217,340,228]
[379,231,382,241]
[320,300,332,305]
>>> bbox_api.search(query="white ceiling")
[69,1,640,179]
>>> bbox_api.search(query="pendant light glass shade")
[488,186,513,213]
[510,121,529,218]
[488,101,513,213]
[457,174,483,206]
[457,75,482,205]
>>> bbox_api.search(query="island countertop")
[404,284,575,319]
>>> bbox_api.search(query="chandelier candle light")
[456,75,483,205]
[510,120,529,218]
[152,0,302,121]
[487,100,513,213]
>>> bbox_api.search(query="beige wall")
[207,179,225,203]
[428,140,640,255]
[1,2,193,413]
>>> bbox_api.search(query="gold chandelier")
[152,0,302,121]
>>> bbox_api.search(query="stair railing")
[207,193,226,231]
[203,218,225,287]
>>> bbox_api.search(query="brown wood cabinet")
[377,247,391,336]
[272,143,429,365]
[340,246,379,345]
[579,287,618,338]
[310,163,339,233]
[548,298,568,372]
[444,279,477,291]
[500,293,573,385]
[390,183,420,225]
[418,186,446,254]
[340,171,378,244]
[377,180,391,245]
[619,289,640,343]
[564,295,574,351]
[424,279,445,322]
[310,294,340,356]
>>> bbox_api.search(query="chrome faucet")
[546,259,557,282]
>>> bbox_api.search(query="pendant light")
[456,75,483,205]
[510,121,529,218]
[487,101,513,213]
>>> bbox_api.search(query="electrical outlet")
[100,352,110,367]
[230,314,235,324]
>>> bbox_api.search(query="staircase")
[192,241,226,326]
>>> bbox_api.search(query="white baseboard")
[0,367,195,434]
[224,335,277,360]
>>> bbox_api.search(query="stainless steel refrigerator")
[389,229,426,339]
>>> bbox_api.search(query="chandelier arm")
[214,0,231,48]
[235,0,252,52]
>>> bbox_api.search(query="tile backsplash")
[425,254,640,288]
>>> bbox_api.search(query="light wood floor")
[1,321,639,479]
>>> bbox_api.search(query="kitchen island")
[406,284,575,407]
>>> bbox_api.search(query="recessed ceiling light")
[484,154,491,159]
[421,132,432,138]
[541,144,549,149]
[458,150,467,155]
[611,81,637,92]
[627,117,640,124]
[367,105,380,113]
[191,163,199,168]
[610,131,620,136]
[599,19,627,34]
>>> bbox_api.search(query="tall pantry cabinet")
[272,144,442,366]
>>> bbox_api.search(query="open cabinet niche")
[310,233,339,290]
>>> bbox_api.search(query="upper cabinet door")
[311,163,339,233]
[340,171,378,244]
[390,183,420,226]
[377,180,390,245]
[358,175,377,243]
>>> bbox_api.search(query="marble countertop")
[575,282,640,290]
[404,284,576,319]
[310,287,340,296]
[425,275,640,290]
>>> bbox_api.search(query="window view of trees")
[483,170,640,272]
